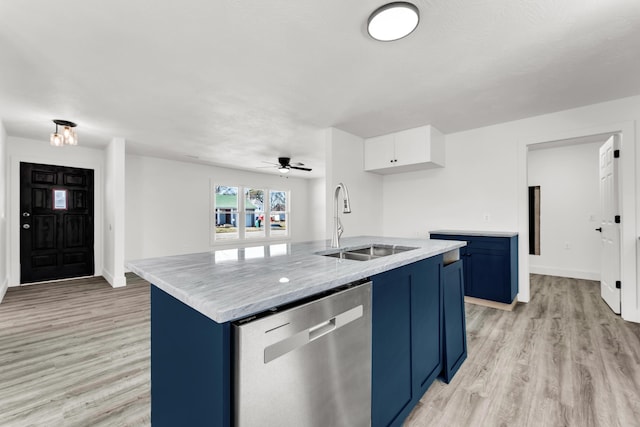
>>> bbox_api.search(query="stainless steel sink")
[317,244,418,261]
[348,244,417,257]
[322,251,375,261]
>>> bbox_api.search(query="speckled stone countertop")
[126,236,465,323]
[430,230,519,238]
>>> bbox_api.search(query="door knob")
[22,212,30,217]
[22,224,30,229]
[595,227,602,232]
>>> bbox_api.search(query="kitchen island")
[127,236,467,427]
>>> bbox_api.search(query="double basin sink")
[316,244,418,262]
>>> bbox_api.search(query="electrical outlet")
[564,242,571,250]
[483,213,491,222]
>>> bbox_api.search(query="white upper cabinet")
[363,133,395,171]
[364,125,445,174]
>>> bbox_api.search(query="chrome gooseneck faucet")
[331,182,352,248]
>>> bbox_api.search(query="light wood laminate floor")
[0,274,150,426]
[407,274,640,427]
[1,274,639,426]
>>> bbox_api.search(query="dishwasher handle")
[308,318,336,341]
[263,304,363,363]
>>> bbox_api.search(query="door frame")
[8,152,103,286]
[517,120,638,323]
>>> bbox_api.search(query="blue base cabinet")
[150,254,467,427]
[151,285,231,427]
[441,260,467,383]
[371,256,443,427]
[430,233,518,304]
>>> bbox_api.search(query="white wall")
[103,138,126,287]
[307,177,326,241]
[6,137,105,287]
[125,155,315,261]
[382,95,640,322]
[383,133,518,237]
[0,120,7,301]
[325,128,383,241]
[528,142,602,280]
[4,137,317,285]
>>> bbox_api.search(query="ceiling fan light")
[278,166,290,174]
[368,2,419,42]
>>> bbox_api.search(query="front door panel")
[20,162,94,283]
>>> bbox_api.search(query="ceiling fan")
[261,157,312,174]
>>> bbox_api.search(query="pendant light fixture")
[50,119,78,146]
[367,2,420,42]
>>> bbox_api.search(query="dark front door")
[20,162,95,284]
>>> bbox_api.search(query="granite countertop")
[430,229,519,238]
[126,236,465,323]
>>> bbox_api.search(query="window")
[245,188,265,239]
[214,186,239,241]
[269,190,288,238]
[213,183,290,243]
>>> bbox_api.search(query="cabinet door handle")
[595,227,602,232]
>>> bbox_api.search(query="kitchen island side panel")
[151,285,231,427]
[441,259,467,383]
[371,256,443,427]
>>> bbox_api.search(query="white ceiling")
[1,0,639,178]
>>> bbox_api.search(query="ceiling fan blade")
[290,165,312,172]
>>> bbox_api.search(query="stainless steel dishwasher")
[233,280,372,427]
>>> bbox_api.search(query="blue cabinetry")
[371,256,442,427]
[150,253,466,427]
[151,285,231,427]
[441,260,467,383]
[430,233,518,304]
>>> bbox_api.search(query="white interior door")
[599,135,621,314]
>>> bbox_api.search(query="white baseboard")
[0,277,8,303]
[102,270,127,288]
[529,266,600,281]
[622,311,640,324]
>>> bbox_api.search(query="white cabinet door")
[364,125,445,174]
[394,127,428,167]
[364,134,395,170]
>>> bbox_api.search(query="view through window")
[214,185,289,242]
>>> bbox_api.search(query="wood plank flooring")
[406,274,640,427]
[1,273,639,426]
[0,274,150,426]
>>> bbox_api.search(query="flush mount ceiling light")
[367,2,419,42]
[50,119,78,146]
